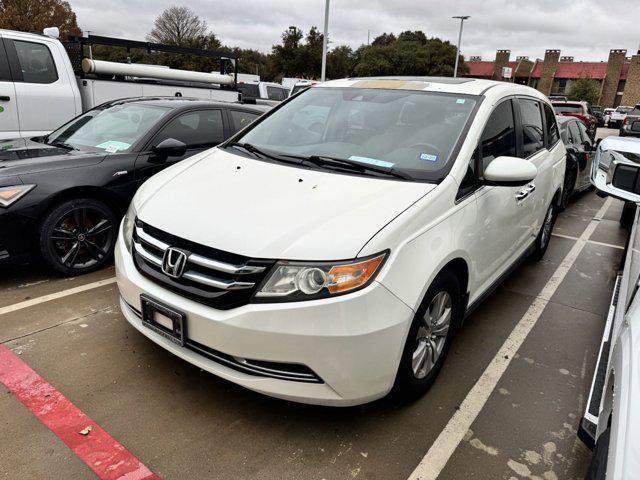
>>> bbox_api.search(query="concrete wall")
[599,49,627,108]
[537,50,561,96]
[620,55,640,107]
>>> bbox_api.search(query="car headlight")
[0,184,35,207]
[122,201,137,253]
[254,252,387,302]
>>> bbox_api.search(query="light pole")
[321,0,330,82]
[452,15,470,78]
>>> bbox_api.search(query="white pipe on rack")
[82,58,234,86]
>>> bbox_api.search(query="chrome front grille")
[132,220,275,309]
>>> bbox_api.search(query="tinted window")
[559,123,569,144]
[553,103,584,114]
[267,86,286,101]
[153,110,224,148]
[577,121,591,146]
[229,110,260,133]
[13,40,58,84]
[238,83,260,98]
[543,104,560,146]
[520,99,545,157]
[480,100,516,170]
[568,122,582,144]
[0,41,11,81]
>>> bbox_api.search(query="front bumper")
[115,228,414,406]
[0,209,34,264]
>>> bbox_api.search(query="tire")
[393,269,462,400]
[585,428,609,480]
[532,201,556,260]
[560,164,577,211]
[38,198,118,276]
[620,201,636,229]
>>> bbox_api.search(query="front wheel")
[532,202,556,260]
[38,198,118,276]
[560,165,577,211]
[393,270,461,400]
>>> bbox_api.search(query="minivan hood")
[137,148,435,260]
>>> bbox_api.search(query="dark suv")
[552,101,597,139]
[620,104,640,137]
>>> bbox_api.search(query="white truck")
[0,28,241,141]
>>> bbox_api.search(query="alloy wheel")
[49,206,114,269]
[412,291,452,379]
[540,205,554,249]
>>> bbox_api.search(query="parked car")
[549,95,568,102]
[603,108,615,126]
[609,105,633,129]
[619,104,640,137]
[557,115,596,208]
[289,80,319,97]
[237,80,290,104]
[0,97,268,274]
[590,105,605,127]
[0,28,240,141]
[115,77,565,406]
[552,100,597,139]
[580,135,640,480]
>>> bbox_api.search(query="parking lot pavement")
[0,191,626,480]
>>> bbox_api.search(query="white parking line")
[0,277,117,316]
[552,232,624,250]
[407,197,614,480]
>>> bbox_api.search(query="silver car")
[580,136,640,478]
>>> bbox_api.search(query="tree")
[327,45,355,79]
[567,76,601,105]
[0,0,81,40]
[148,6,210,47]
[268,26,326,79]
[352,32,466,77]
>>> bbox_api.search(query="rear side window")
[519,99,545,157]
[480,100,516,171]
[0,41,11,81]
[152,109,225,148]
[266,86,286,101]
[13,40,58,84]
[543,103,560,146]
[229,110,260,133]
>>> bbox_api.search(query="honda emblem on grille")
[162,248,188,278]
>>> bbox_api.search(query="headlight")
[122,201,137,253]
[0,184,35,207]
[255,252,387,302]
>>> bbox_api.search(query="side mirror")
[153,138,187,158]
[591,137,640,203]
[484,156,538,187]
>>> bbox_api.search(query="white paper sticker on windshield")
[348,156,394,168]
[419,153,439,162]
[456,98,466,104]
[97,140,131,153]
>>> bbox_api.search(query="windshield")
[235,87,479,181]
[553,104,583,114]
[46,103,170,153]
[616,106,632,113]
[238,83,260,98]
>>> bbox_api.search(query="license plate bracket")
[140,294,185,346]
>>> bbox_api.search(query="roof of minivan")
[317,76,533,96]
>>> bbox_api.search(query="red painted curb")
[0,344,160,480]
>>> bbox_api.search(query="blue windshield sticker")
[348,156,395,168]
[419,153,439,162]
[456,98,466,104]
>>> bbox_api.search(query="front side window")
[152,110,224,148]
[543,103,560,146]
[236,87,479,182]
[13,40,58,84]
[266,86,286,101]
[576,121,592,147]
[568,121,582,144]
[46,103,169,152]
[519,99,545,157]
[229,110,260,133]
[480,100,516,171]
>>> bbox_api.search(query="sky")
[69,0,640,62]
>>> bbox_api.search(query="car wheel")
[39,198,118,276]
[585,428,610,480]
[393,269,461,400]
[532,202,556,260]
[560,164,577,211]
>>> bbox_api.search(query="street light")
[452,15,470,78]
[321,0,330,82]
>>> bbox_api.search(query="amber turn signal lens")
[327,254,386,294]
[0,188,22,200]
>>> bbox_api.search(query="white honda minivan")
[115,77,565,406]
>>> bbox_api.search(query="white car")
[115,77,566,406]
[580,136,640,479]
[609,106,633,129]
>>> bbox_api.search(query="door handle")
[526,184,536,193]
[515,190,529,201]
[0,96,10,101]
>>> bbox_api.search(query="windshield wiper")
[226,142,302,166]
[48,140,78,151]
[298,155,413,180]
